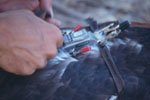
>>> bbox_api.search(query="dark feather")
[0,26,150,100]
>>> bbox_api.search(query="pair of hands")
[0,0,63,75]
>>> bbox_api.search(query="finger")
[36,57,47,69]
[46,18,61,26]
[56,32,64,48]
[45,44,58,59]
[18,66,36,76]
[0,0,40,12]
[27,0,40,11]
[45,23,63,47]
[40,0,54,18]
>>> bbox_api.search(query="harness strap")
[131,22,150,28]
[100,46,124,94]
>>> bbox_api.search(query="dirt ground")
[53,0,150,27]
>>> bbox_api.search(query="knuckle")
[19,68,35,76]
[30,0,40,10]
[46,24,63,47]
[51,25,63,47]
[50,49,58,58]
[37,58,47,68]
[57,34,64,47]
[56,29,63,42]
[47,47,58,59]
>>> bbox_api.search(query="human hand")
[0,0,60,25]
[0,0,52,14]
[0,10,63,75]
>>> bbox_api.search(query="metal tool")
[61,20,130,56]
[61,20,130,99]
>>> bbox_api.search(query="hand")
[0,0,60,25]
[0,0,52,14]
[0,10,63,75]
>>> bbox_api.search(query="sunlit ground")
[53,0,150,27]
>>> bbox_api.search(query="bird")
[0,22,150,100]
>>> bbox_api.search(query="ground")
[53,0,150,27]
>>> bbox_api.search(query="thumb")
[40,0,54,18]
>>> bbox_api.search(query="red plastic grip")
[73,24,83,32]
[80,46,91,53]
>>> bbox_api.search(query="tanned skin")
[0,0,63,75]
